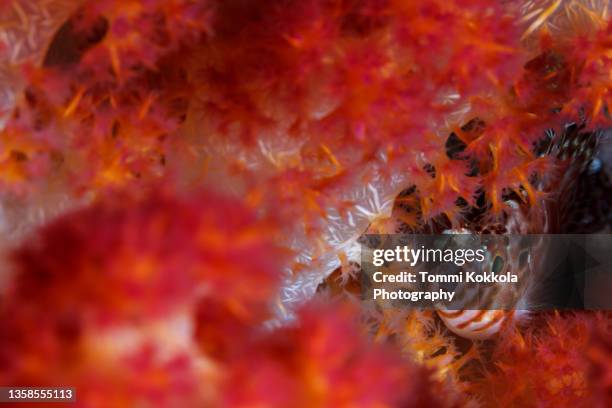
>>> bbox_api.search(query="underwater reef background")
[0,0,611,406]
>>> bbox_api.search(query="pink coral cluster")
[472,312,612,406]
[0,188,448,407]
[0,1,608,229]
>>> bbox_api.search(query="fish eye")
[492,255,505,273]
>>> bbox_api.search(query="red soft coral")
[8,188,282,324]
[472,312,612,407]
[220,301,450,408]
[0,187,283,406]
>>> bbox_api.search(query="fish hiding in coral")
[321,117,603,340]
[408,119,601,339]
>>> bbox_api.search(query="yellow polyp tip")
[491,186,500,212]
[109,45,121,79]
[320,143,342,170]
[489,142,499,173]
[138,95,156,120]
[448,175,460,193]
[63,88,85,118]
[521,0,562,40]
[592,96,603,118]
[515,331,526,350]
[542,71,558,80]
[439,174,446,193]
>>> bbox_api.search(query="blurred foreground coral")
[0,188,451,407]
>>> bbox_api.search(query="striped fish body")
[437,122,600,339]
[330,121,600,340]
